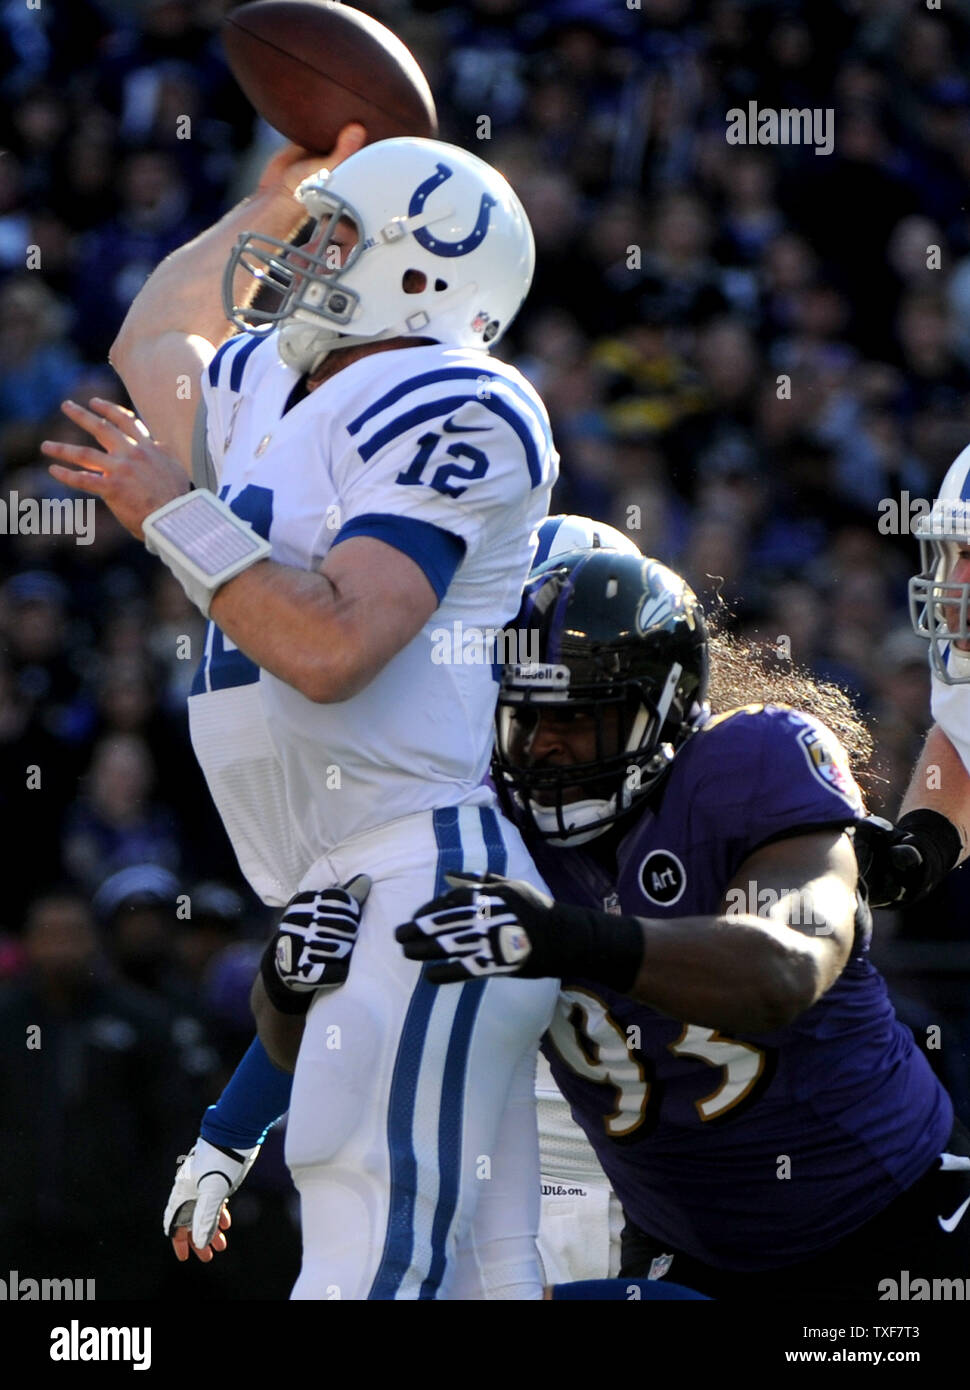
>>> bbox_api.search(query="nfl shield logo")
[648,1253,674,1280]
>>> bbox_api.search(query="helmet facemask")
[492,552,709,845]
[223,189,369,372]
[495,665,689,846]
[909,501,970,683]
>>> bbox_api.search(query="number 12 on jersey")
[396,430,489,498]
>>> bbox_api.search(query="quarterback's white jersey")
[187,333,557,904]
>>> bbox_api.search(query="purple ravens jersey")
[529,705,953,1271]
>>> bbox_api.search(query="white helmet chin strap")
[277,316,401,375]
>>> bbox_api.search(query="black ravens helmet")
[493,549,709,843]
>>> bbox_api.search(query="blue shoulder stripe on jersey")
[207,337,239,389]
[347,367,550,447]
[357,394,543,488]
[331,512,466,601]
[229,332,264,391]
[207,332,263,391]
[368,806,465,1301]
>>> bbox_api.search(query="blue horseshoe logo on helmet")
[408,163,496,258]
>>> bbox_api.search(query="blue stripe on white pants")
[370,805,471,1299]
[374,806,522,1298]
[288,805,553,1299]
[418,805,508,1295]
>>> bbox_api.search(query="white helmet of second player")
[534,514,643,569]
[223,137,535,373]
[909,442,970,684]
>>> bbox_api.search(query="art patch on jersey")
[638,849,686,906]
[796,724,862,809]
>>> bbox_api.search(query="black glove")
[260,874,370,1013]
[853,811,962,908]
[395,872,643,989]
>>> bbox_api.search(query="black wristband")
[896,809,963,897]
[259,937,314,1015]
[538,902,644,993]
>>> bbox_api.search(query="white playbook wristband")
[143,489,272,618]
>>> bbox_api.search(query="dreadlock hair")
[706,628,879,799]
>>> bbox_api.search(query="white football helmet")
[223,138,535,373]
[909,442,970,683]
[535,513,643,569]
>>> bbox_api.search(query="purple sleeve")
[692,705,864,864]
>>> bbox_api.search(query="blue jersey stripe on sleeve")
[207,332,263,391]
[228,333,264,392]
[485,395,543,487]
[207,337,239,388]
[331,512,466,601]
[347,367,553,449]
[357,396,479,461]
[357,395,543,488]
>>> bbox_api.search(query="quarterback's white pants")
[284,803,558,1301]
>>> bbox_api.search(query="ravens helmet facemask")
[493,549,710,844]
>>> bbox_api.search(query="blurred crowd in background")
[2,0,970,1297]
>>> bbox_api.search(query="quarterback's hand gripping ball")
[163,1136,260,1260]
[395,872,556,982]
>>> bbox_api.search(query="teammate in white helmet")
[42,126,560,1300]
[858,445,970,906]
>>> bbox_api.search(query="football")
[222,0,438,153]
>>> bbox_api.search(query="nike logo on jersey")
[938,1194,970,1233]
[442,416,490,433]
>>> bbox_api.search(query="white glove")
[163,1136,260,1252]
